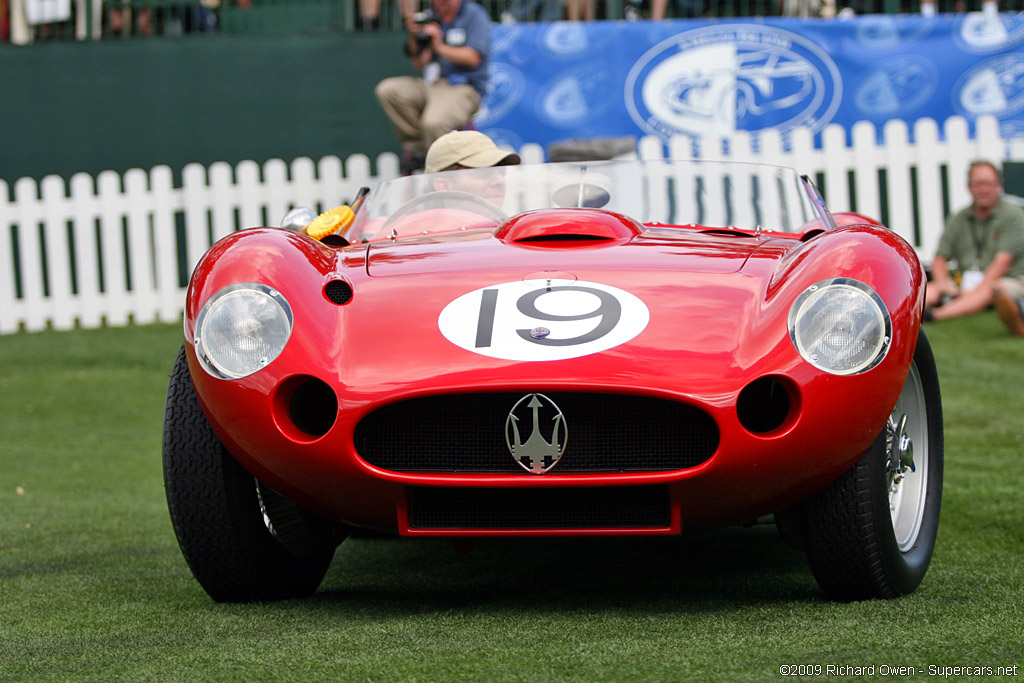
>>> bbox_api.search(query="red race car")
[163,159,942,602]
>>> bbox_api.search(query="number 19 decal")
[439,279,649,361]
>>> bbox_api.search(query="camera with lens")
[411,9,438,49]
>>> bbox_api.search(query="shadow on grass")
[304,524,819,614]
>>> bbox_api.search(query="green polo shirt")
[936,199,1024,278]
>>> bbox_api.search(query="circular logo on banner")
[537,22,618,61]
[855,57,939,116]
[540,22,591,58]
[438,279,650,361]
[854,15,933,49]
[537,63,617,128]
[956,12,1024,53]
[625,25,842,140]
[953,54,1024,118]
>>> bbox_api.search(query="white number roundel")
[438,279,650,361]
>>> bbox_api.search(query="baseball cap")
[424,131,521,173]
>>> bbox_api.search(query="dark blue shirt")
[436,1,491,96]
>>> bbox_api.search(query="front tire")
[163,345,344,602]
[801,329,943,600]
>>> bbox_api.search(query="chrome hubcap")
[887,413,915,485]
[886,361,929,552]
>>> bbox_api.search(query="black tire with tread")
[801,330,943,601]
[163,345,341,602]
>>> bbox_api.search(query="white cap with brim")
[425,130,521,173]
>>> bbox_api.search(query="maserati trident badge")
[505,393,567,474]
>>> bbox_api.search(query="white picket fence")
[2,115,1021,335]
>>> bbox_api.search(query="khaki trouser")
[374,76,481,155]
[998,275,1024,299]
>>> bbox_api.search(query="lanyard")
[966,216,987,270]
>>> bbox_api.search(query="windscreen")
[348,159,834,241]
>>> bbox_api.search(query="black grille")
[407,486,671,529]
[324,279,353,305]
[355,392,718,473]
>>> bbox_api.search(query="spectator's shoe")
[993,289,1024,337]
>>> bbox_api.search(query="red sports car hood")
[310,210,828,400]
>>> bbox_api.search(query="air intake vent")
[324,279,353,305]
[495,209,642,246]
[355,392,718,473]
[407,485,671,529]
[700,228,756,238]
[514,234,614,243]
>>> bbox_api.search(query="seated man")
[924,160,1024,336]
[425,130,521,206]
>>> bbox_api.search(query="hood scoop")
[495,209,643,248]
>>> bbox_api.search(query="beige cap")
[424,130,521,173]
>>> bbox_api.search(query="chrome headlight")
[193,283,293,379]
[788,278,891,376]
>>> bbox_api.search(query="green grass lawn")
[1,317,1022,681]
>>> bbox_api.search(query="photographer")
[375,0,492,175]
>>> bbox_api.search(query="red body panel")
[184,212,925,536]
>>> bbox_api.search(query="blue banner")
[476,14,1024,153]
